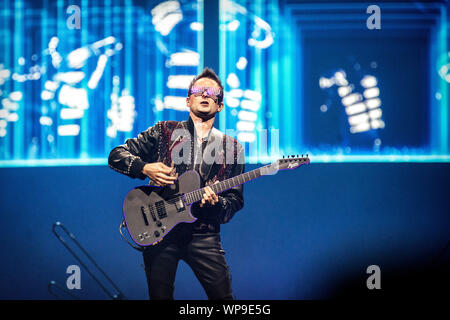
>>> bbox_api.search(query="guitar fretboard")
[183,166,266,205]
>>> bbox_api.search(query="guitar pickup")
[148,205,157,221]
[155,201,167,219]
[140,206,149,226]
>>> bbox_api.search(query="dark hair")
[187,67,224,104]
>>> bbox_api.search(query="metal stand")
[49,221,126,300]
[48,280,81,300]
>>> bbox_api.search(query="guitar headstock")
[276,154,310,170]
[260,154,310,175]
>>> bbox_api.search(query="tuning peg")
[282,155,285,159]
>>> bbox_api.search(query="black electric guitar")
[122,155,310,246]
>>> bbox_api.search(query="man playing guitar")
[108,68,244,300]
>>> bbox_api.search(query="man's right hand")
[142,162,178,186]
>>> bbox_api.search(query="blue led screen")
[303,34,430,153]
[220,0,449,162]
[0,0,449,166]
[0,0,203,164]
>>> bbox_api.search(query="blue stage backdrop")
[0,0,448,165]
[0,0,449,300]
[0,163,449,299]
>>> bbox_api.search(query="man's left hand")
[200,184,219,207]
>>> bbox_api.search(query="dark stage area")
[1,162,448,299]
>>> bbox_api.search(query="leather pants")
[142,232,234,300]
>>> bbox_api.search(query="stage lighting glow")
[190,22,203,31]
[240,99,260,111]
[226,73,240,88]
[345,102,366,115]
[226,97,240,108]
[44,81,58,92]
[370,119,385,129]
[237,132,256,142]
[151,1,183,36]
[363,87,380,99]
[248,36,273,49]
[248,16,274,49]
[244,89,261,101]
[163,96,189,111]
[238,110,257,121]
[334,71,348,86]
[60,108,84,120]
[167,51,199,67]
[319,77,334,89]
[338,85,352,97]
[348,113,369,126]
[106,89,137,137]
[360,75,377,88]
[6,113,18,122]
[39,116,53,126]
[228,89,244,98]
[87,55,108,89]
[365,98,381,109]
[155,13,183,36]
[236,121,256,131]
[12,73,27,82]
[350,122,371,134]
[50,52,62,69]
[236,57,248,70]
[0,68,11,80]
[58,124,80,136]
[9,92,23,102]
[54,72,85,85]
[227,20,240,32]
[342,93,362,106]
[58,85,89,110]
[151,0,181,18]
[1,98,18,111]
[41,91,54,101]
[91,36,116,51]
[368,108,382,119]
[167,75,196,89]
[67,48,91,69]
[320,70,385,135]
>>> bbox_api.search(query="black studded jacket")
[108,116,245,235]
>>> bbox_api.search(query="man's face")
[186,77,224,120]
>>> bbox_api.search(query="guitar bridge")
[175,197,185,212]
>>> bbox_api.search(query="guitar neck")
[183,166,267,205]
